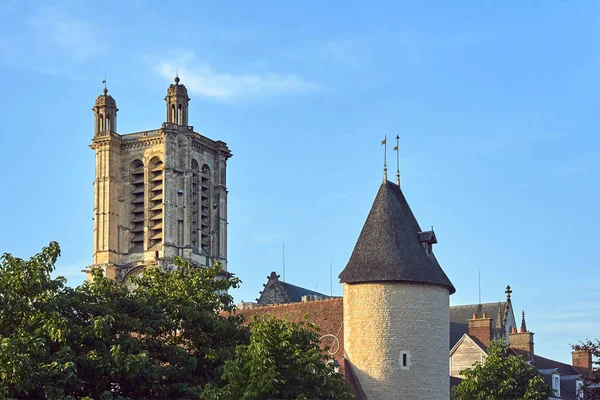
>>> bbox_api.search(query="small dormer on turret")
[165,76,190,126]
[418,229,437,256]
[93,86,118,136]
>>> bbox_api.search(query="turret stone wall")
[343,282,450,400]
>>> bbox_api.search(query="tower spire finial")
[394,135,400,185]
[102,75,107,95]
[505,285,512,300]
[520,310,527,333]
[382,135,387,183]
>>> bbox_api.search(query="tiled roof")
[450,302,508,349]
[232,298,345,376]
[257,271,330,305]
[339,181,455,294]
[535,354,581,376]
[281,281,329,302]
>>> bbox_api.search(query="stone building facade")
[88,78,231,283]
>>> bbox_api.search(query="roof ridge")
[238,296,343,311]
[451,301,507,309]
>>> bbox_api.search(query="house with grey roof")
[449,288,591,399]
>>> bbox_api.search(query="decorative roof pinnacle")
[520,310,528,333]
[505,285,512,300]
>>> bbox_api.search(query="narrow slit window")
[399,350,411,370]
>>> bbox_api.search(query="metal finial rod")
[282,242,285,283]
[395,135,400,185]
[382,135,388,183]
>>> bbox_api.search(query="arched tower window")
[106,114,111,132]
[201,164,211,256]
[130,160,145,251]
[148,157,164,250]
[99,113,104,131]
[171,105,176,123]
[178,104,183,125]
[191,160,200,251]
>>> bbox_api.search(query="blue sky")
[1,0,599,364]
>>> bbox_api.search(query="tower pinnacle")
[165,76,190,125]
[93,83,118,136]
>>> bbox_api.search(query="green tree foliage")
[0,241,77,399]
[206,315,353,400]
[451,340,552,400]
[0,242,247,399]
[572,339,600,400]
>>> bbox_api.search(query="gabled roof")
[450,302,509,349]
[281,281,329,302]
[339,181,455,294]
[257,271,330,305]
[450,333,489,357]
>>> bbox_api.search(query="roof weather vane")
[394,135,400,185]
[382,135,387,183]
[102,75,107,94]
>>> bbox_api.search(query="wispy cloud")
[0,3,104,78]
[287,35,376,69]
[155,50,320,101]
[324,39,363,68]
[28,5,104,62]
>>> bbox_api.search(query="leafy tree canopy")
[205,315,353,400]
[451,340,552,400]
[1,243,354,400]
[0,242,246,399]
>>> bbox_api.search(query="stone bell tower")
[88,78,231,283]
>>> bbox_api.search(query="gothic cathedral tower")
[89,78,231,283]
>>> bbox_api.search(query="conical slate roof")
[339,181,455,294]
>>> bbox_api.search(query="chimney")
[508,311,534,362]
[572,349,592,377]
[468,312,493,348]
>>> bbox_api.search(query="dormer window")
[576,379,584,399]
[552,373,560,398]
[418,230,437,256]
